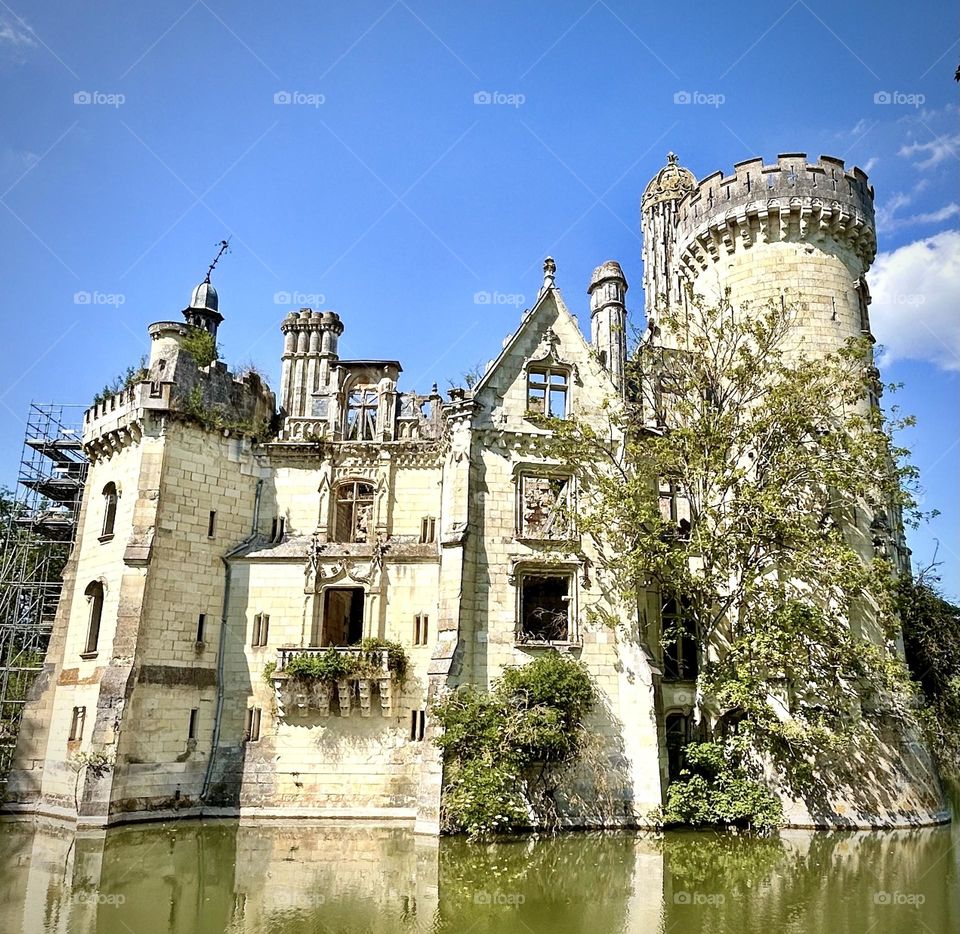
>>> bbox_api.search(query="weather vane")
[204,239,231,283]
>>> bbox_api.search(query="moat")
[1,801,957,934]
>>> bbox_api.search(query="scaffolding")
[0,404,87,781]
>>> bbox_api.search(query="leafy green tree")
[543,293,928,826]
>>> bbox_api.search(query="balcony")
[271,646,395,719]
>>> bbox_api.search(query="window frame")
[244,706,262,743]
[81,581,104,658]
[251,612,270,648]
[68,706,86,742]
[516,569,577,644]
[517,472,574,541]
[99,482,118,541]
[526,365,570,418]
[344,385,379,441]
[334,479,375,543]
[661,597,698,681]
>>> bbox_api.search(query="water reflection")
[0,814,956,933]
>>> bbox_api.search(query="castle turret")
[182,279,223,343]
[279,309,344,417]
[588,260,628,396]
[641,153,696,323]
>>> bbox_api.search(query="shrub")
[282,641,411,684]
[181,326,219,367]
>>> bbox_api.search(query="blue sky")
[1,1,957,594]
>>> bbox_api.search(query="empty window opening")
[244,707,262,743]
[665,712,691,783]
[83,581,104,655]
[662,598,698,681]
[251,613,270,648]
[100,483,118,539]
[410,709,426,741]
[420,516,436,544]
[335,480,375,543]
[520,475,571,539]
[207,510,217,538]
[527,367,569,418]
[69,706,86,742]
[317,588,364,646]
[270,515,286,543]
[188,708,199,741]
[414,613,429,646]
[345,387,378,440]
[196,613,206,643]
[519,574,571,642]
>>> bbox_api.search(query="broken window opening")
[335,480,375,543]
[315,588,364,646]
[345,386,379,441]
[519,573,571,642]
[662,598,698,680]
[519,475,572,539]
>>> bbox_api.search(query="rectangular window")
[519,573,571,642]
[252,613,270,648]
[188,708,199,741]
[196,613,206,643]
[519,475,571,539]
[270,516,286,543]
[419,516,436,544]
[68,706,86,742]
[662,598,698,681]
[244,707,262,743]
[414,613,429,646]
[320,589,364,646]
[410,709,426,741]
[207,510,217,538]
[527,367,569,418]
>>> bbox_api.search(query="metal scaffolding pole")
[0,403,87,781]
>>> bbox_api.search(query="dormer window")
[345,386,378,441]
[335,480,375,543]
[527,367,568,418]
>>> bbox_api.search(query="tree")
[543,292,928,826]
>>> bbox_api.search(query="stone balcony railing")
[272,646,394,719]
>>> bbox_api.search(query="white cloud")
[0,15,36,49]
[870,230,960,371]
[898,133,960,170]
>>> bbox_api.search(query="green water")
[0,814,956,933]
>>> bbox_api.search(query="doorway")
[316,588,364,646]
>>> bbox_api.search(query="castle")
[5,152,948,831]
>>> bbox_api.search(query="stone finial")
[641,152,696,209]
[542,256,557,291]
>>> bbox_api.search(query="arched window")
[100,483,118,539]
[335,481,375,543]
[83,581,104,656]
[345,386,378,441]
[665,712,690,782]
[662,597,698,681]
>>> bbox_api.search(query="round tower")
[279,309,344,416]
[588,260,628,396]
[667,153,877,358]
[641,153,696,324]
[182,279,224,342]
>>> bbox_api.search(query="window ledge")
[98,533,115,543]
[79,651,99,660]
[515,639,582,650]
[514,535,578,546]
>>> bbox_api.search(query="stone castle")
[5,152,948,831]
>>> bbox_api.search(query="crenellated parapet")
[673,154,876,279]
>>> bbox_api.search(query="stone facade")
[5,151,948,832]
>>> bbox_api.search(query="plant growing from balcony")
[279,640,410,685]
